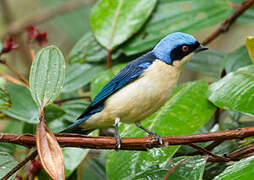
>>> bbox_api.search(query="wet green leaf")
[90,0,157,49]
[63,63,105,93]
[225,46,252,73]
[209,65,254,116]
[213,155,254,180]
[0,152,18,180]
[106,81,216,180]
[130,156,207,180]
[1,83,40,124]
[123,0,232,55]
[29,45,65,107]
[0,88,11,109]
[186,49,226,77]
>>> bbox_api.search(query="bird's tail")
[60,115,95,134]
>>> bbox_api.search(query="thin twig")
[0,59,29,85]
[188,143,230,161]
[202,0,254,45]
[54,96,91,105]
[106,49,112,69]
[1,0,97,39]
[0,72,27,86]
[1,150,37,180]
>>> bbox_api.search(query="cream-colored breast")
[82,60,181,130]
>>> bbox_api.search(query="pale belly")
[81,60,181,130]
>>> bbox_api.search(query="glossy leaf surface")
[209,65,254,116]
[90,0,157,49]
[213,156,254,180]
[123,0,232,55]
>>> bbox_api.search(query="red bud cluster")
[0,37,18,55]
[26,26,48,46]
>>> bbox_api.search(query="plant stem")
[107,49,112,69]
[53,96,91,105]
[202,0,254,45]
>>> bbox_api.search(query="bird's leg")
[135,122,163,144]
[114,117,122,149]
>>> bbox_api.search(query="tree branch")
[1,0,97,39]
[202,0,254,45]
[1,127,254,156]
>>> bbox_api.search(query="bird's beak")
[195,45,208,53]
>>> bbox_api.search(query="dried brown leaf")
[36,117,65,180]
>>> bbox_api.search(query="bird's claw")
[149,133,163,145]
[115,135,122,150]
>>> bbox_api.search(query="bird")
[62,32,208,148]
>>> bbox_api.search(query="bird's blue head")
[152,32,207,65]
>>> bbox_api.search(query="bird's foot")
[114,117,122,150]
[115,134,122,150]
[148,132,163,145]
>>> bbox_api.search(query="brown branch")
[1,127,254,153]
[202,0,254,45]
[1,0,96,39]
[1,150,38,180]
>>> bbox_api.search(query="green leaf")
[123,0,232,55]
[225,46,252,73]
[106,81,216,180]
[0,88,11,109]
[69,32,108,63]
[209,65,254,116]
[63,63,105,93]
[29,45,65,107]
[213,155,254,180]
[61,99,90,122]
[130,156,207,180]
[44,104,66,122]
[186,49,226,77]
[0,152,18,180]
[1,83,40,124]
[63,147,89,178]
[90,0,157,49]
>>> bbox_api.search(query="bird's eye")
[182,45,189,52]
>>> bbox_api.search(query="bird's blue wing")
[78,51,156,120]
[61,51,156,133]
